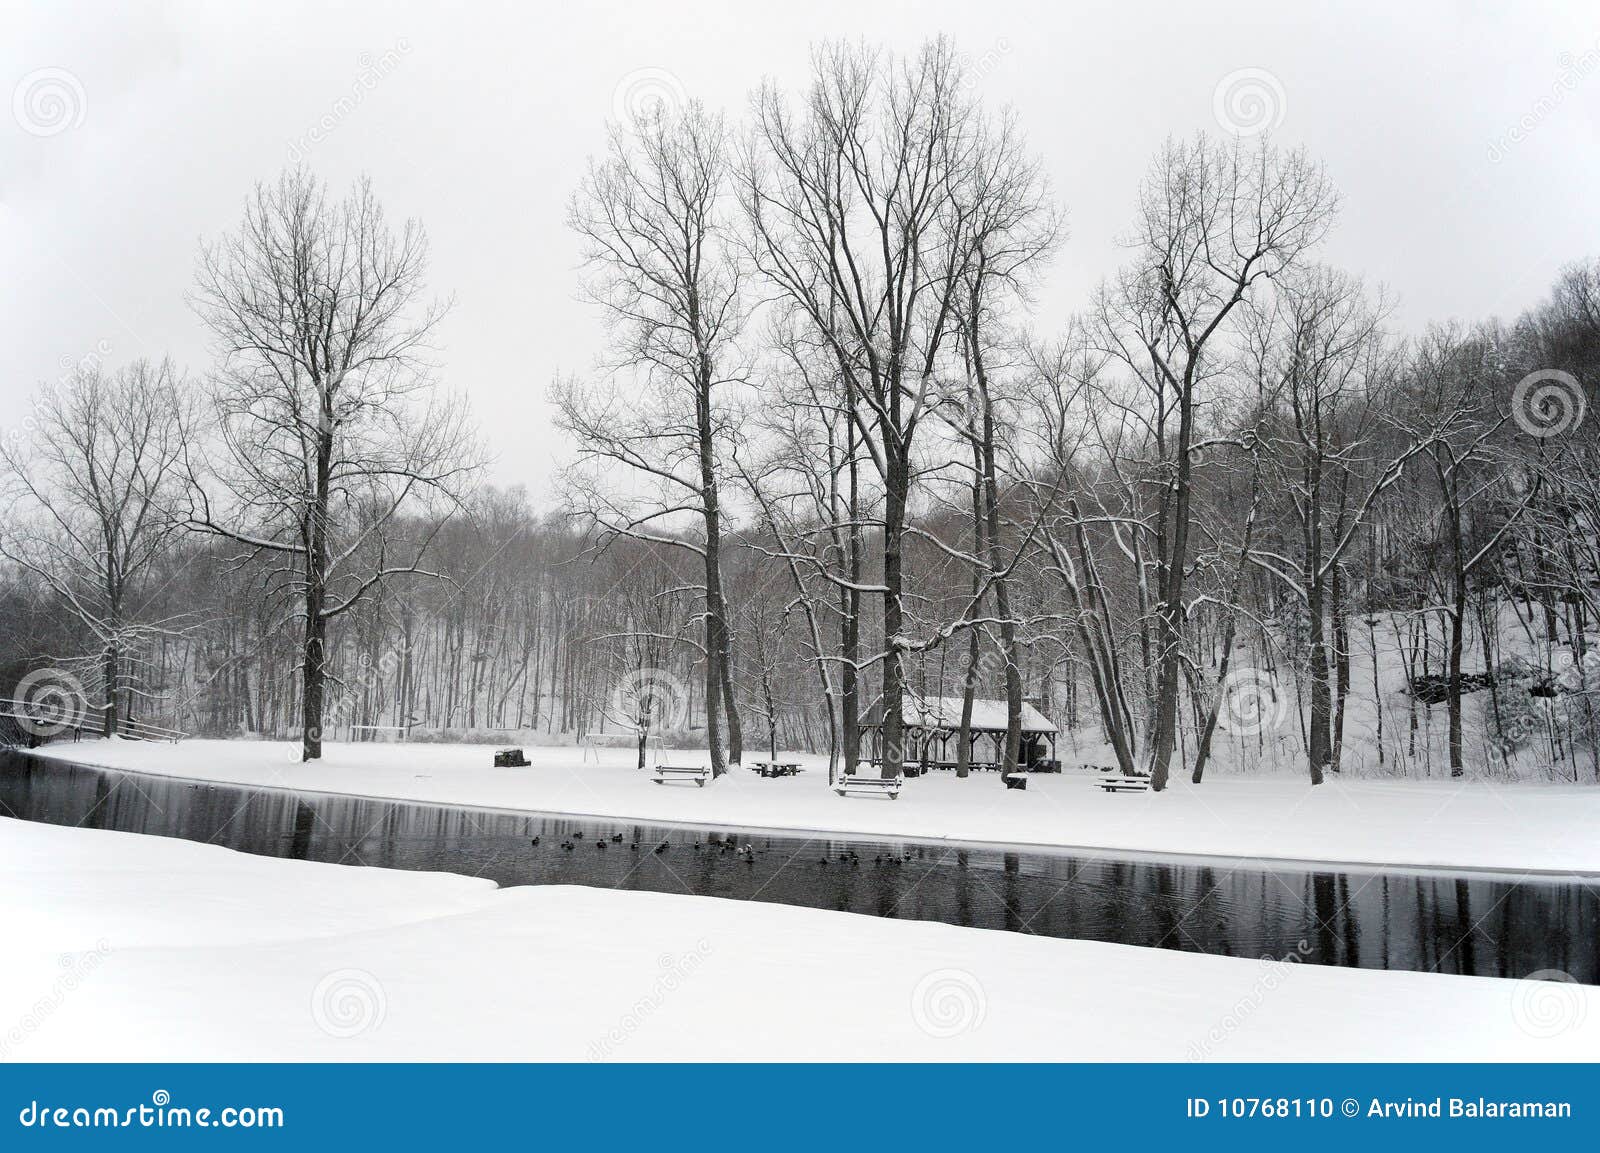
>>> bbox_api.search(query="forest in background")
[3,39,1598,790]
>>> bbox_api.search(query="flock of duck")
[526,830,926,869]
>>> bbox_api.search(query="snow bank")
[28,738,1600,873]
[3,818,1592,1061]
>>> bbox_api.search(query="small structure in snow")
[493,747,530,767]
[862,694,1057,774]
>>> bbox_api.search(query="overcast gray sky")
[4,0,1597,497]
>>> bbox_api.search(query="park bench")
[493,747,530,767]
[653,764,710,787]
[752,761,802,778]
[1095,775,1151,793]
[834,769,903,801]
[1002,774,1028,791]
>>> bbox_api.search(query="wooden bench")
[1095,776,1151,793]
[834,773,903,801]
[752,761,802,778]
[493,747,529,767]
[653,764,710,787]
[1002,774,1028,791]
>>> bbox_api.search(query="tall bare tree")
[742,38,979,770]
[189,168,477,761]
[1097,135,1337,789]
[555,100,746,775]
[0,359,191,733]
[949,109,1059,775]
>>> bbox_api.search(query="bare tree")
[0,359,191,734]
[742,38,979,771]
[555,101,746,776]
[1243,268,1417,782]
[189,168,478,761]
[1096,135,1337,789]
[1401,327,1536,778]
[947,109,1059,775]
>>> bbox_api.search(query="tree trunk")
[1148,387,1196,791]
[101,640,119,738]
[1331,562,1351,770]
[841,431,862,776]
[1446,485,1467,778]
[1305,581,1331,786]
[301,429,332,763]
[1193,486,1260,784]
[881,440,910,774]
[973,322,1022,777]
[1448,585,1466,778]
[696,357,731,778]
[957,436,986,780]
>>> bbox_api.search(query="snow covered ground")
[28,738,1600,873]
[3,817,1592,1061]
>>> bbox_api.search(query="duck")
[595,840,606,850]
[610,833,623,843]
[530,836,540,847]
[561,840,575,851]
[573,830,584,839]
[653,841,668,854]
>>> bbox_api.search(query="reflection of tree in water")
[1,754,1594,984]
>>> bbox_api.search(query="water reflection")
[2,752,1594,982]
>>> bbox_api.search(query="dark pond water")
[3,752,1596,982]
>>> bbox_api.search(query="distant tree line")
[3,38,1597,787]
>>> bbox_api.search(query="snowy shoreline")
[13,744,1595,881]
[4,816,1594,1061]
[22,739,1600,875]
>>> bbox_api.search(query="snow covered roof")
[869,694,1056,734]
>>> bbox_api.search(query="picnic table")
[752,761,803,778]
[652,764,710,787]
